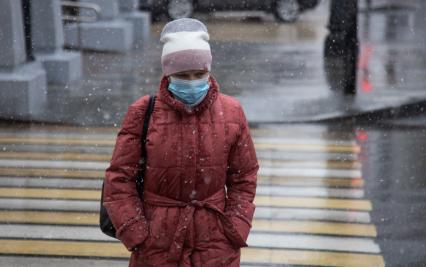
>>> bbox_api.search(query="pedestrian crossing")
[0,123,385,267]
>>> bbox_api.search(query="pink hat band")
[162,49,212,76]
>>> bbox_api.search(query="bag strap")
[136,95,156,197]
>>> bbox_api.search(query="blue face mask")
[168,76,210,107]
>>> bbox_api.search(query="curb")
[248,99,426,127]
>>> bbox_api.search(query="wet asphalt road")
[356,116,426,267]
[5,0,426,125]
[1,113,426,266]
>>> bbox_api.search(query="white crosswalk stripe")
[256,185,365,198]
[0,176,365,198]
[0,224,380,254]
[259,166,362,178]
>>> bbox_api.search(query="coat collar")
[158,75,219,115]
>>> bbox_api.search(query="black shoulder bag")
[100,95,156,238]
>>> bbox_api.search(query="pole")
[21,0,34,61]
[325,0,359,95]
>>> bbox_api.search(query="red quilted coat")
[103,76,259,266]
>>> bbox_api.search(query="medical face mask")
[168,76,210,107]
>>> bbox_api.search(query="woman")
[103,18,259,267]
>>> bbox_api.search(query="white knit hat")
[160,18,212,76]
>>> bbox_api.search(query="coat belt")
[143,189,241,262]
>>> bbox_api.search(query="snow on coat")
[103,76,259,266]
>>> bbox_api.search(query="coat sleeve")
[103,100,150,251]
[225,105,259,248]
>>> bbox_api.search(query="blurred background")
[0,0,426,266]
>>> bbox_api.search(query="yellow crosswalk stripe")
[259,159,361,169]
[0,151,360,169]
[252,219,377,237]
[0,167,104,178]
[0,124,354,139]
[0,136,360,153]
[0,187,372,210]
[2,124,354,141]
[0,152,111,161]
[242,247,385,267]
[0,239,127,258]
[258,176,365,187]
[0,211,377,237]
[255,143,361,153]
[0,167,364,188]
[0,239,385,267]
[250,128,354,139]
[0,137,115,146]
[0,211,98,225]
[254,196,372,211]
[0,187,101,200]
[0,124,118,134]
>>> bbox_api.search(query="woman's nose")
[188,74,198,80]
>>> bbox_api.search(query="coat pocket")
[145,206,176,250]
[220,215,250,249]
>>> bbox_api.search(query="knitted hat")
[160,18,212,76]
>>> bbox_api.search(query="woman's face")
[171,70,209,81]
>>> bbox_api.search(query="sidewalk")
[3,1,425,126]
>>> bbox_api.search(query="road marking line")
[0,160,363,176]
[255,196,372,211]
[0,159,107,170]
[0,224,380,253]
[0,224,114,241]
[0,211,98,225]
[0,161,363,180]
[0,169,365,188]
[0,198,100,212]
[0,256,128,266]
[0,135,357,146]
[257,150,358,161]
[0,177,364,198]
[255,143,360,153]
[0,124,117,133]
[0,137,359,153]
[0,239,127,258]
[0,177,102,189]
[0,133,116,140]
[0,137,114,146]
[0,187,371,210]
[0,211,376,237]
[0,176,363,191]
[253,137,357,146]
[257,186,364,198]
[0,152,110,161]
[260,167,361,179]
[258,176,365,187]
[252,219,377,237]
[242,247,385,267]
[0,199,372,223]
[251,127,353,137]
[0,152,360,169]
[0,239,385,267]
[0,167,104,178]
[247,233,381,253]
[259,159,361,169]
[0,187,101,200]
